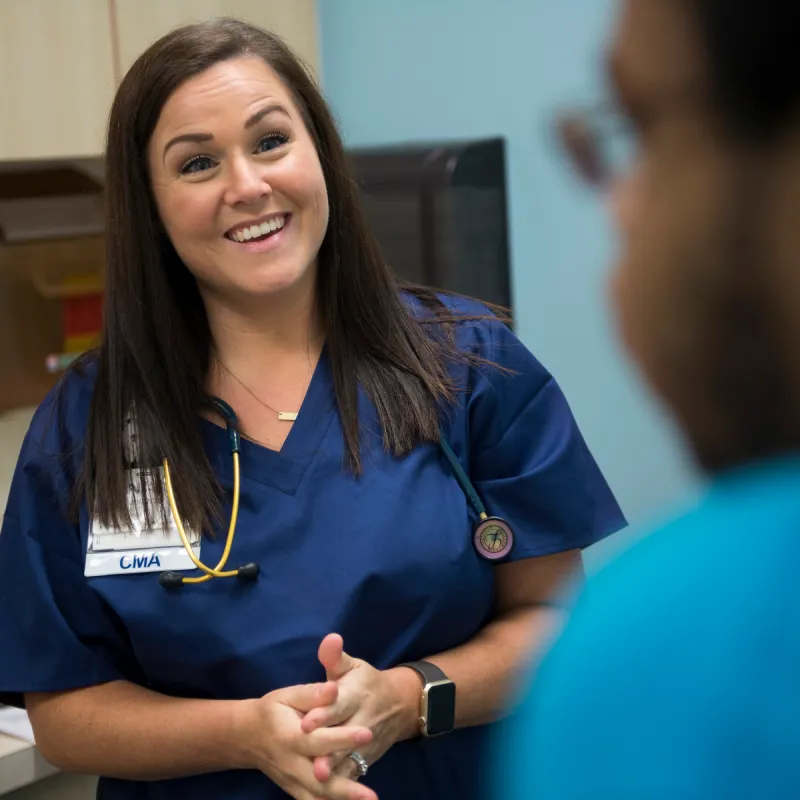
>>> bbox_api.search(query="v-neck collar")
[200,346,335,495]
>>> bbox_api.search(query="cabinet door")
[0,0,116,161]
[113,0,319,81]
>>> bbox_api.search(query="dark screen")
[348,138,512,312]
[427,681,457,736]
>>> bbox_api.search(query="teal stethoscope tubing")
[160,398,515,589]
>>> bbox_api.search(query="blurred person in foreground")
[501,0,800,797]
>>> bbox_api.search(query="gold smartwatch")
[398,660,456,737]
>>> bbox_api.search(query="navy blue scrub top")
[0,295,626,800]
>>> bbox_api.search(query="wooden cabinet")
[113,0,319,79]
[0,2,321,409]
[0,0,319,163]
[0,0,117,161]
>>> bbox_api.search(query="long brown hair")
[76,18,500,534]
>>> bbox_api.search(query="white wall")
[0,408,35,517]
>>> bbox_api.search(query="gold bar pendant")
[277,412,298,422]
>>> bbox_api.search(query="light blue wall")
[317,0,702,563]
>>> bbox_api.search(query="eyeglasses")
[555,103,639,189]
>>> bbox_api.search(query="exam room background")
[317,0,701,565]
[0,1,702,566]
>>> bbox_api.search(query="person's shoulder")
[545,502,705,667]
[508,461,800,796]
[590,457,800,598]
[3,356,98,524]
[402,287,503,326]
[544,457,800,682]
[433,291,500,318]
[401,288,532,367]
[26,353,99,458]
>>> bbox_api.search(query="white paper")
[0,706,35,744]
[84,546,201,577]
[85,467,201,576]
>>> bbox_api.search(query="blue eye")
[180,155,215,175]
[256,133,288,154]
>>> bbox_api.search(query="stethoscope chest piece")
[473,516,514,562]
[437,430,516,563]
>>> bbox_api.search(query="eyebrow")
[161,103,292,162]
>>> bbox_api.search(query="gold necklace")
[215,356,299,422]
[240,430,275,449]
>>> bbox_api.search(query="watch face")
[425,681,456,737]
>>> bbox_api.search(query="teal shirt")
[500,457,800,799]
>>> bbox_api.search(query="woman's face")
[604,0,743,421]
[148,57,329,308]
[605,0,800,465]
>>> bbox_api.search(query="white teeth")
[229,215,286,242]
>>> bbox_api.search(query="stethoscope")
[159,396,515,589]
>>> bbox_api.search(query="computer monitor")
[347,137,512,312]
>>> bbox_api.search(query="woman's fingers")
[300,762,374,800]
[310,755,363,798]
[281,681,339,714]
[301,691,357,733]
[299,724,373,758]
[318,634,357,681]
[280,753,369,800]
[314,748,359,783]
[313,754,334,782]
[255,687,374,800]
[317,770,376,800]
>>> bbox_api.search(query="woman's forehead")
[156,58,294,132]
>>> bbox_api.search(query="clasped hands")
[242,633,420,800]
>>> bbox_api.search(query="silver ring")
[348,751,368,779]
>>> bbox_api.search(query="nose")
[224,155,271,207]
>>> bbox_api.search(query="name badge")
[85,467,201,577]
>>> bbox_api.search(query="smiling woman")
[0,17,625,800]
[149,57,328,307]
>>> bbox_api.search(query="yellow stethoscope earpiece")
[158,399,515,589]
